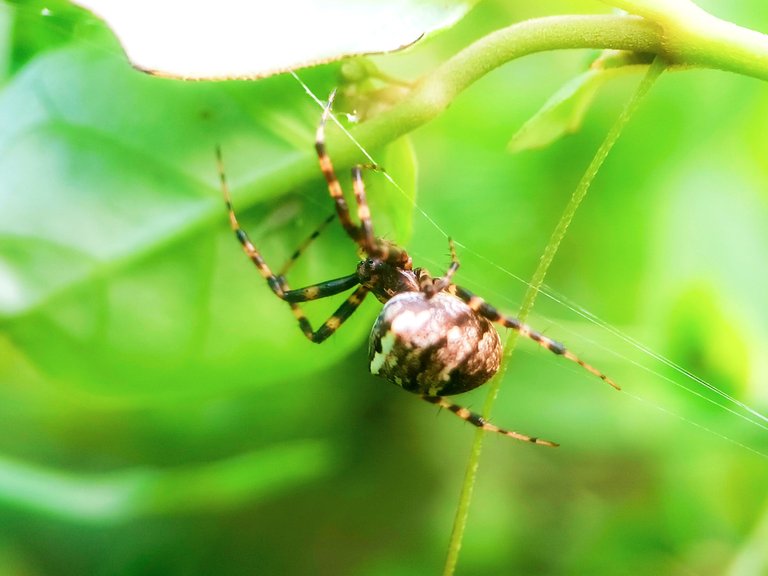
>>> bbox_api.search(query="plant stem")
[441,56,668,576]
[602,0,768,81]
[240,10,768,208]
[236,15,662,208]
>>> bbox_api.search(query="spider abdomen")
[368,291,502,396]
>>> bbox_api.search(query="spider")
[216,92,620,447]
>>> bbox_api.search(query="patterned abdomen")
[368,291,502,396]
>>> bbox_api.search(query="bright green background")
[1,1,767,575]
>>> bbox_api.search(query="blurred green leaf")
[371,137,418,242]
[0,440,333,523]
[2,0,110,76]
[0,41,416,398]
[508,60,648,152]
[666,283,750,396]
[727,500,768,576]
[653,165,768,403]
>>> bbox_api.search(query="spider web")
[290,71,768,460]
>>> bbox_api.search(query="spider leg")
[315,90,363,244]
[421,396,558,446]
[351,164,412,267]
[316,92,411,267]
[422,238,460,297]
[216,146,286,298]
[351,165,375,253]
[287,285,370,343]
[453,285,621,391]
[279,273,360,303]
[217,146,366,343]
[416,268,435,292]
[278,212,336,277]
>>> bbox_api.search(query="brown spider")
[216,92,619,447]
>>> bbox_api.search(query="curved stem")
[239,15,663,207]
[345,15,661,165]
[602,0,768,80]
[241,11,767,208]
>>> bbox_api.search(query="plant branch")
[237,15,661,207]
[239,11,767,209]
[337,15,662,168]
[601,0,768,79]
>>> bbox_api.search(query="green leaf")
[369,137,418,243]
[508,57,648,152]
[652,166,768,402]
[71,0,480,79]
[0,41,416,399]
[0,439,333,523]
[2,0,106,75]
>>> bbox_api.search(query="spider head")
[357,255,419,303]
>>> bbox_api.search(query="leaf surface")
[0,42,417,399]
[72,0,479,79]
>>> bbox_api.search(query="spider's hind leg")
[421,396,559,447]
[453,285,621,391]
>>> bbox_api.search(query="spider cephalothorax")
[217,92,619,447]
[356,253,418,302]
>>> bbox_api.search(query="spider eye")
[357,259,371,277]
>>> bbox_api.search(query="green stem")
[519,55,668,324]
[239,10,768,209]
[602,0,768,80]
[320,15,661,179]
[441,56,668,576]
[237,15,662,209]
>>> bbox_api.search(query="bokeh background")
[1,1,768,574]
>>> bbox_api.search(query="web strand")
[443,243,768,436]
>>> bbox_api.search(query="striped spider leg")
[220,92,620,446]
[216,147,365,343]
[451,283,621,393]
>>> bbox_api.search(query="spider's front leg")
[216,146,287,298]
[315,90,374,251]
[279,275,370,343]
[420,238,461,297]
[216,146,369,344]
